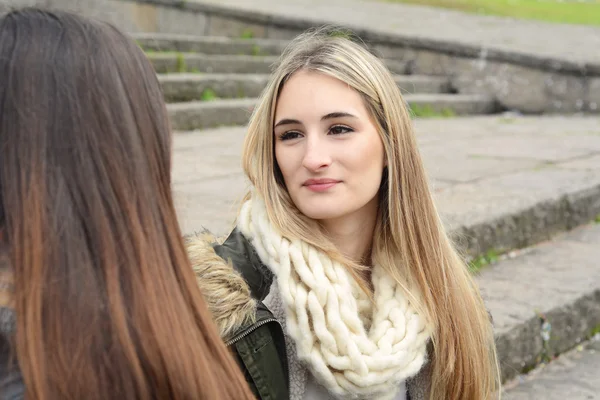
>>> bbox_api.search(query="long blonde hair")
[242,27,500,399]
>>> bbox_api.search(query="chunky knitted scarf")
[237,196,431,400]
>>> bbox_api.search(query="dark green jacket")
[187,230,290,399]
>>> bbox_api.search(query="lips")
[303,178,340,192]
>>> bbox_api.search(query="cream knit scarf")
[237,196,432,400]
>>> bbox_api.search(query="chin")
[297,205,347,221]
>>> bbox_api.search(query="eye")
[279,131,303,141]
[329,125,353,135]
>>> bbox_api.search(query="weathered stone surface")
[397,75,451,94]
[446,58,588,113]
[183,0,600,68]
[265,25,301,40]
[588,78,600,113]
[157,73,452,102]
[408,93,496,115]
[155,5,207,35]
[207,14,266,38]
[147,53,279,74]
[126,0,600,114]
[167,99,255,130]
[372,43,411,61]
[170,125,249,234]
[133,33,288,55]
[409,49,452,76]
[166,94,497,130]
[107,1,158,32]
[440,168,600,255]
[503,339,600,399]
[0,0,39,12]
[158,73,268,102]
[478,224,600,382]
[560,154,600,171]
[1,0,116,20]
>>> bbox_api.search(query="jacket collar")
[186,230,267,340]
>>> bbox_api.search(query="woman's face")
[274,70,385,223]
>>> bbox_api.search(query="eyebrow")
[274,112,357,128]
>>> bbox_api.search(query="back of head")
[0,8,252,400]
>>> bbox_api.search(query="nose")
[301,134,331,172]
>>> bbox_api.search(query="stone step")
[147,52,409,75]
[408,93,497,115]
[158,73,452,102]
[167,98,256,131]
[503,338,600,399]
[133,33,288,56]
[478,222,600,383]
[147,53,279,74]
[167,94,495,130]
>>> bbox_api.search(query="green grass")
[410,104,456,118]
[595,214,600,223]
[251,45,263,56]
[175,52,186,73]
[469,249,499,273]
[375,0,600,26]
[200,88,218,102]
[327,28,355,39]
[240,29,255,39]
[499,117,517,124]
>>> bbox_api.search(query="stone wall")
[111,0,600,115]
[0,0,114,19]
[0,0,209,35]
[2,0,598,115]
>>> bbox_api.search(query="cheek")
[274,144,292,182]
[346,137,385,174]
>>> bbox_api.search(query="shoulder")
[213,228,274,301]
[186,231,289,399]
[185,228,273,340]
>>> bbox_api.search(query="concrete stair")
[157,73,453,102]
[147,53,280,74]
[147,51,409,75]
[134,33,499,130]
[165,94,496,131]
[478,222,600,383]
[135,33,288,56]
[503,336,600,399]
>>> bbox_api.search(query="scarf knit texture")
[237,196,431,400]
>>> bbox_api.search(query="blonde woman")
[190,28,500,400]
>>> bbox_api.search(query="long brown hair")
[0,8,253,400]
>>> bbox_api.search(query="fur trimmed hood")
[186,232,258,341]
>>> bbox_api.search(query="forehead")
[275,70,369,120]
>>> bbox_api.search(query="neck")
[320,197,378,264]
